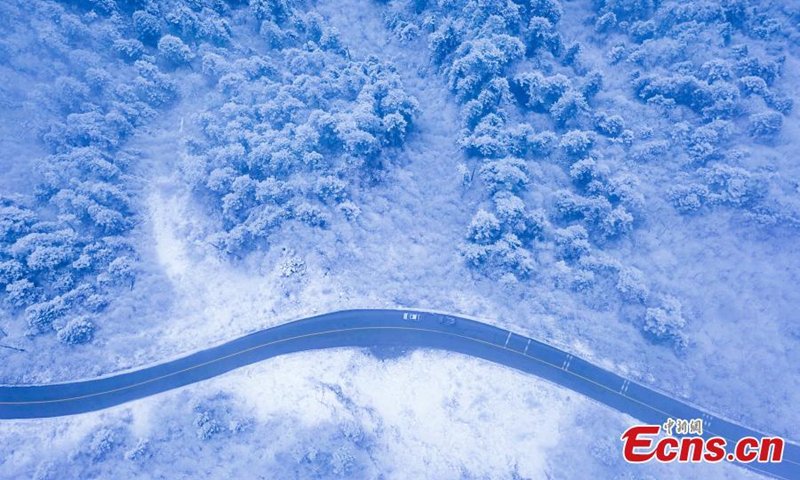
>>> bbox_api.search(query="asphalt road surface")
[0,309,797,479]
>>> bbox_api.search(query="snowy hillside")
[0,0,798,478]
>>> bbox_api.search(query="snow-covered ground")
[0,0,798,477]
[0,349,756,479]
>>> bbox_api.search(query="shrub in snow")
[52,111,108,148]
[132,10,161,42]
[747,111,782,138]
[0,260,24,286]
[700,82,740,120]
[448,36,525,100]
[638,75,715,113]
[429,21,461,64]
[259,20,286,48]
[735,57,780,86]
[53,76,89,112]
[466,209,501,245]
[527,0,564,24]
[293,202,328,227]
[662,1,727,27]
[166,6,200,38]
[196,410,223,440]
[459,0,522,29]
[581,70,605,100]
[553,225,590,261]
[315,176,347,203]
[112,39,145,62]
[0,2,193,345]
[643,297,688,350]
[568,267,595,292]
[516,210,546,243]
[26,244,75,272]
[668,184,708,213]
[595,12,617,33]
[493,193,545,242]
[457,163,472,187]
[32,461,58,480]
[562,42,582,67]
[281,256,306,277]
[629,20,655,42]
[134,60,180,106]
[201,53,229,79]
[701,164,765,208]
[765,93,793,115]
[526,16,562,56]
[528,130,558,156]
[25,297,68,334]
[554,190,607,222]
[337,124,380,158]
[42,147,122,186]
[593,113,624,137]
[473,77,513,113]
[701,59,733,83]
[386,15,420,43]
[221,176,256,220]
[10,229,78,264]
[206,167,236,193]
[629,140,670,163]
[251,0,293,23]
[598,206,634,238]
[50,186,131,234]
[319,26,345,53]
[462,98,499,130]
[550,90,589,126]
[198,16,233,45]
[0,204,36,241]
[460,113,509,158]
[382,112,409,145]
[507,125,557,157]
[157,35,193,65]
[5,279,37,308]
[125,439,152,462]
[559,130,595,157]
[738,75,768,97]
[606,44,626,64]
[84,428,121,463]
[107,256,135,284]
[255,177,292,205]
[680,120,733,164]
[480,157,530,193]
[231,55,277,79]
[462,233,536,278]
[331,446,356,476]
[511,72,570,112]
[615,266,648,303]
[337,201,361,220]
[85,293,109,313]
[600,0,655,21]
[569,157,600,188]
[57,317,95,345]
[217,72,247,95]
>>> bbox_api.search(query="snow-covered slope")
[0,0,797,477]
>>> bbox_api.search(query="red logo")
[621,421,784,464]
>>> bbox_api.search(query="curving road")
[0,309,797,479]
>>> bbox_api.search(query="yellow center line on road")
[1,324,795,478]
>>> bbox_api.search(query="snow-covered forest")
[0,0,798,478]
